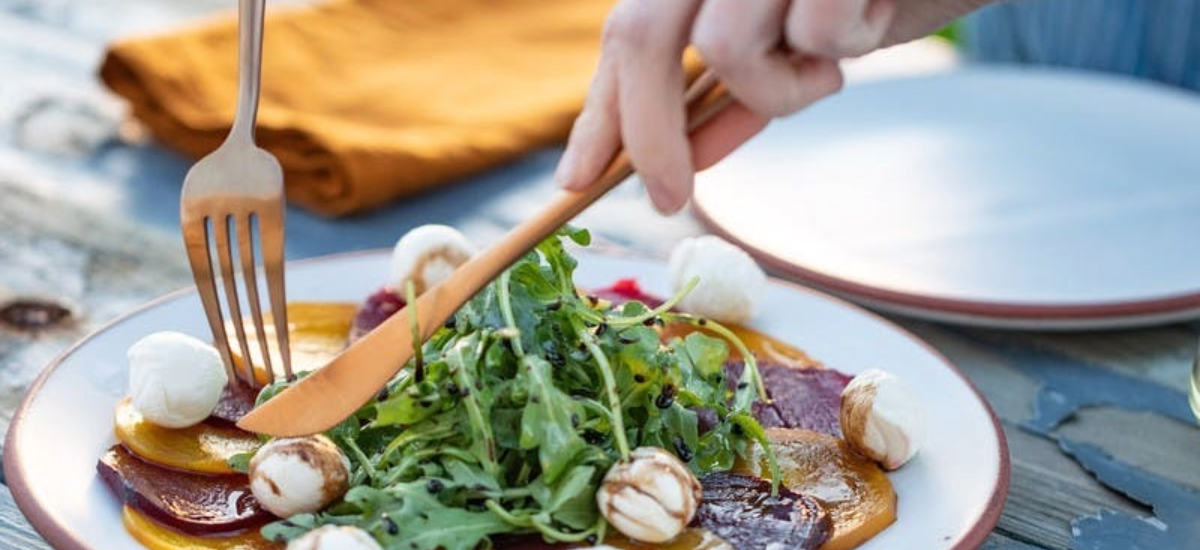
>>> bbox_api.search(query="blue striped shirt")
[964,0,1200,91]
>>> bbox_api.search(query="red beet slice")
[693,472,831,550]
[97,445,273,534]
[725,361,852,437]
[208,381,261,425]
[350,287,407,342]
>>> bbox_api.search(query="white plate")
[694,67,1200,330]
[4,251,1008,550]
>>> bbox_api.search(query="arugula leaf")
[360,483,515,550]
[374,361,450,426]
[226,452,253,474]
[518,355,586,484]
[676,332,729,405]
[444,333,498,478]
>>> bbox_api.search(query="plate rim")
[693,203,1200,329]
[3,248,1010,550]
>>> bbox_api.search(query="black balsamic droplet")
[673,436,694,462]
[582,429,606,444]
[381,513,400,535]
[656,384,678,409]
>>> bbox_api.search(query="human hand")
[554,0,992,213]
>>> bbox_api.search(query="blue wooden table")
[2,2,1198,549]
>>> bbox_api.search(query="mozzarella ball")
[841,369,926,470]
[249,435,351,518]
[597,447,701,543]
[668,236,766,324]
[127,331,228,428]
[287,525,382,550]
[389,224,475,295]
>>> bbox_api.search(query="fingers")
[693,0,845,117]
[689,102,770,171]
[554,51,620,192]
[611,0,704,213]
[557,0,704,214]
[688,58,842,172]
[557,0,893,214]
[786,0,898,58]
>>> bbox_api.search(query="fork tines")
[182,204,291,390]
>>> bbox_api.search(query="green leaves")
[356,484,514,550]
[529,464,599,531]
[374,360,451,426]
[677,332,730,406]
[226,451,253,474]
[445,333,498,479]
[262,229,775,548]
[518,355,586,484]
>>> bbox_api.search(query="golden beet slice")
[122,505,281,550]
[736,429,896,550]
[227,302,357,383]
[659,322,819,369]
[114,397,260,474]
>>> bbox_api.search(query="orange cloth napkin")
[100,0,616,217]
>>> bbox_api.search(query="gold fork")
[180,0,291,389]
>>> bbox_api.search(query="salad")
[97,225,922,550]
[256,227,777,548]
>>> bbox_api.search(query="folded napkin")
[100,0,616,216]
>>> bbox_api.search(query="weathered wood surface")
[0,485,50,550]
[908,321,1200,550]
[0,182,191,448]
[3,2,1200,550]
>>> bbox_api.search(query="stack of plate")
[695,67,1200,329]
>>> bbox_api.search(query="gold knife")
[238,72,730,436]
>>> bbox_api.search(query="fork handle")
[229,0,266,144]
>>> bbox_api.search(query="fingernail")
[554,146,579,189]
[645,178,686,216]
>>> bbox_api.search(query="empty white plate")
[695,66,1200,329]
